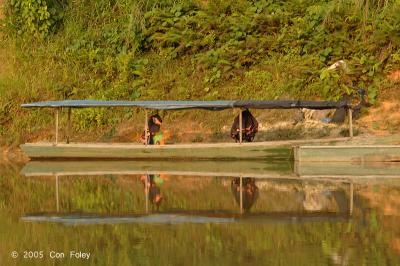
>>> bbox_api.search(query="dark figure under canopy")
[331,89,370,123]
[231,109,259,142]
[231,178,259,212]
[141,114,163,145]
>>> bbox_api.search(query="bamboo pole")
[66,107,71,144]
[144,110,148,146]
[239,109,243,144]
[348,108,353,139]
[55,108,59,145]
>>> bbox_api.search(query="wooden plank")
[295,145,400,162]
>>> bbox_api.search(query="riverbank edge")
[4,133,400,164]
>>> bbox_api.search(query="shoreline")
[3,133,400,164]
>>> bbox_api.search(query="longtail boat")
[20,100,400,161]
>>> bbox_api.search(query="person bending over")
[230,109,259,142]
[142,114,163,145]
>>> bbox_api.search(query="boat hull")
[21,140,400,162]
[294,145,400,162]
[21,142,292,160]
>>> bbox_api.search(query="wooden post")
[66,107,71,144]
[55,175,59,212]
[348,108,353,139]
[239,176,243,214]
[55,108,59,145]
[349,181,353,216]
[144,110,148,146]
[239,109,243,144]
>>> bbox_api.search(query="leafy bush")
[2,0,400,144]
[5,0,65,37]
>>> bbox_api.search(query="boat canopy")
[21,100,351,110]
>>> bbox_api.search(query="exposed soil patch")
[388,70,400,81]
[358,100,400,135]
[356,75,400,135]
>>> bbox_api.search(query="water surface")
[0,162,400,266]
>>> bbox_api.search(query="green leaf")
[368,86,378,105]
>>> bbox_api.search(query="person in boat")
[141,174,164,208]
[231,177,259,212]
[297,89,370,124]
[350,88,371,119]
[142,114,163,145]
[330,89,370,123]
[230,109,259,142]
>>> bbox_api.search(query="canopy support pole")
[239,176,243,214]
[55,108,59,145]
[348,108,353,139]
[66,107,71,144]
[144,110,148,146]
[239,109,243,144]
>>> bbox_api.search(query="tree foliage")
[5,0,65,37]
[1,0,400,143]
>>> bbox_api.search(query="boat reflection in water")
[19,160,368,225]
[3,160,398,266]
[231,177,259,213]
[141,174,164,211]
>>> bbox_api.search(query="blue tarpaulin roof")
[21,100,351,110]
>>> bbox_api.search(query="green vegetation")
[1,0,400,145]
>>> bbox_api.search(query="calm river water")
[0,161,399,266]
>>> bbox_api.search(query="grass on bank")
[0,0,400,145]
